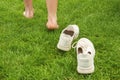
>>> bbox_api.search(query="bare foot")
[23,9,34,18]
[46,17,58,30]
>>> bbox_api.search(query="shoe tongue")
[79,58,91,68]
[78,55,92,68]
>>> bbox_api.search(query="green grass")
[0,0,120,80]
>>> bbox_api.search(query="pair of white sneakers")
[57,25,95,74]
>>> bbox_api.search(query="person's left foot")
[23,8,34,18]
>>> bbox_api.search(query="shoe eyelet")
[88,51,91,55]
[78,47,83,54]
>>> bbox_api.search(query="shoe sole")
[77,65,94,74]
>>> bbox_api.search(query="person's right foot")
[46,16,58,30]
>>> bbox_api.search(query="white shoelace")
[72,41,78,49]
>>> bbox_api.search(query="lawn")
[0,0,120,80]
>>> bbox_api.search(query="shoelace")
[71,41,78,53]
[72,41,78,49]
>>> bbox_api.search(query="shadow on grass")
[57,49,67,54]
[76,72,93,79]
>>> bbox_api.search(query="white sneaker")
[57,25,79,51]
[76,38,95,74]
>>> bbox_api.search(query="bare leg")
[23,0,34,18]
[46,0,58,30]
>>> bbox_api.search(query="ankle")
[48,15,57,21]
[25,7,33,12]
